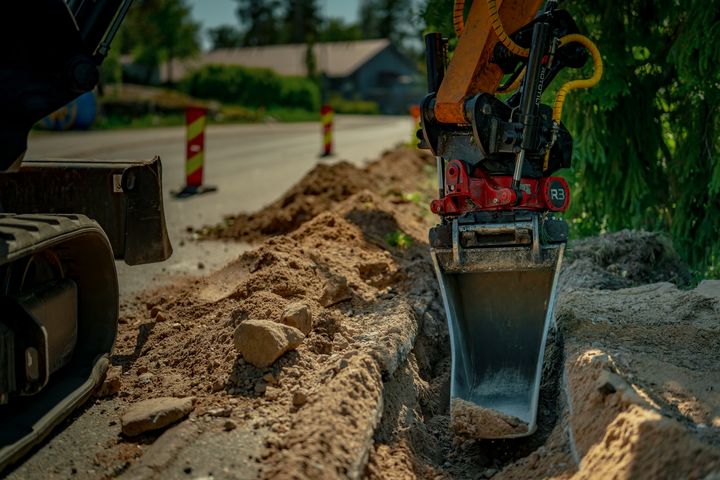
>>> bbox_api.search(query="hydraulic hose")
[498,66,525,93]
[544,34,603,170]
[486,0,530,57]
[552,34,603,123]
[453,0,465,36]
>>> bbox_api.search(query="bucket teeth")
[431,214,565,438]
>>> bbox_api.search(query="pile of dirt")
[200,147,434,242]
[74,146,719,480]
[560,229,691,292]
[497,280,720,479]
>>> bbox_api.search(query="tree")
[359,0,414,44]
[283,0,321,44]
[120,0,200,84]
[208,25,244,50]
[318,18,363,42]
[421,0,720,276]
[235,0,282,46]
[559,0,720,276]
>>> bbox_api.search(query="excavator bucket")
[431,214,565,438]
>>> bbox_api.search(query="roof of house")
[158,39,394,83]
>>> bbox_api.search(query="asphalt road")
[26,115,413,298]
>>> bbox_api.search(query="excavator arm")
[420,0,602,438]
[434,0,544,124]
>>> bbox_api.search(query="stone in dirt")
[319,274,353,307]
[121,397,195,437]
[280,302,313,334]
[696,279,720,301]
[292,390,308,407]
[233,319,305,368]
[450,398,528,439]
[94,366,122,398]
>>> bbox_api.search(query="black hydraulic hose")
[425,33,447,93]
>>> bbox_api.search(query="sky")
[188,0,362,33]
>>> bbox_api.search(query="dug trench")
[12,147,719,479]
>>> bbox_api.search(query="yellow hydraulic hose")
[453,0,465,36]
[552,34,603,123]
[486,0,530,57]
[498,66,525,93]
[544,34,603,170]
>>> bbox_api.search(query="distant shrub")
[180,65,320,112]
[328,95,380,115]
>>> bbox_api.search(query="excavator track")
[0,214,118,471]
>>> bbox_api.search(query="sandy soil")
[23,147,718,479]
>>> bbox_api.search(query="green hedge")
[328,95,380,115]
[180,64,320,112]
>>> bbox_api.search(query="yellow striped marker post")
[173,106,217,198]
[320,104,334,157]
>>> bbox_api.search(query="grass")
[385,230,413,249]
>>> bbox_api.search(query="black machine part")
[0,214,118,470]
[0,0,134,169]
[2,279,79,398]
[0,157,172,266]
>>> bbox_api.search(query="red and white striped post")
[173,106,217,197]
[320,104,334,157]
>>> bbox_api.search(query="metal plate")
[433,243,563,437]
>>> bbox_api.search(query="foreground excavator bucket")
[431,215,565,438]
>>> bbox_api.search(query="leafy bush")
[180,64,320,112]
[328,95,380,115]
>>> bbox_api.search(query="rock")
[319,275,353,307]
[265,386,281,400]
[138,372,155,385]
[333,335,350,351]
[309,334,333,355]
[155,311,167,322]
[121,397,194,437]
[233,319,305,368]
[262,373,278,385]
[292,390,308,407]
[696,280,720,301]
[280,302,313,334]
[223,420,237,431]
[207,407,232,417]
[254,382,267,395]
[211,379,224,392]
[95,367,121,398]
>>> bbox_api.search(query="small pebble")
[292,390,308,407]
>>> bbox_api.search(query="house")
[152,39,424,114]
